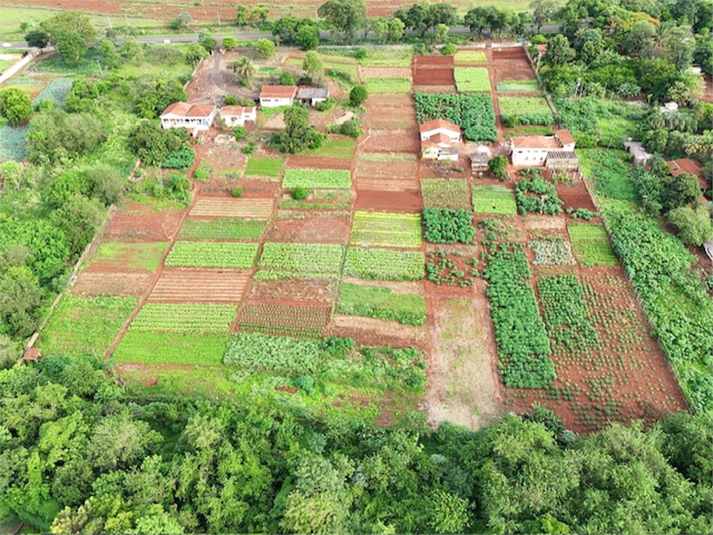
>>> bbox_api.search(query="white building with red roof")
[160,102,217,135]
[219,105,257,127]
[510,129,576,166]
[419,119,463,161]
[259,85,298,108]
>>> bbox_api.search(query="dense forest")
[1,358,711,534]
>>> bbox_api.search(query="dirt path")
[425,289,504,430]
[486,43,505,143]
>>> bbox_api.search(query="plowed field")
[246,278,338,304]
[148,269,250,303]
[360,130,420,153]
[355,190,424,212]
[238,303,331,337]
[264,215,351,244]
[72,272,153,297]
[104,202,185,242]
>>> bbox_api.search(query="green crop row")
[337,283,427,326]
[496,79,540,93]
[364,77,412,94]
[283,168,352,189]
[423,208,475,244]
[414,93,497,142]
[420,179,471,209]
[165,241,259,268]
[454,67,490,92]
[483,244,555,389]
[130,303,236,333]
[350,212,422,249]
[113,331,228,366]
[245,156,285,178]
[567,223,618,266]
[179,219,267,240]
[515,176,564,215]
[472,185,518,215]
[258,242,345,274]
[537,275,600,354]
[454,50,487,64]
[344,247,425,281]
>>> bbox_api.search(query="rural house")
[623,140,652,166]
[509,129,576,166]
[420,119,463,161]
[220,106,257,127]
[160,102,217,135]
[297,86,330,106]
[259,85,298,108]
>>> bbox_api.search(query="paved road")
[2,25,562,49]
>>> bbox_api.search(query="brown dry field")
[367,105,418,130]
[356,158,418,180]
[104,202,185,242]
[264,214,351,243]
[354,189,424,212]
[368,94,413,106]
[360,129,420,153]
[413,56,454,68]
[285,155,353,169]
[189,197,274,218]
[556,180,598,212]
[327,314,428,350]
[72,272,153,297]
[413,67,455,86]
[360,67,412,79]
[148,269,250,303]
[247,278,338,304]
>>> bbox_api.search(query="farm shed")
[160,102,217,135]
[259,85,297,108]
[623,141,652,166]
[545,150,579,172]
[469,145,492,173]
[220,106,256,127]
[297,86,330,106]
[422,134,461,161]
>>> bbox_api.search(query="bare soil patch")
[522,215,567,231]
[360,67,412,79]
[104,202,185,242]
[148,269,250,303]
[247,278,338,304]
[340,277,425,295]
[413,84,457,94]
[368,94,413,106]
[327,314,428,349]
[413,67,454,85]
[361,130,420,153]
[355,189,424,212]
[413,56,454,68]
[72,272,152,297]
[357,158,418,180]
[264,215,350,243]
[356,178,420,192]
[556,181,598,212]
[368,105,418,130]
[199,178,279,197]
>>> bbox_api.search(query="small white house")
[297,86,329,106]
[419,119,462,143]
[659,101,679,114]
[422,134,460,161]
[220,106,257,127]
[160,102,217,135]
[259,85,297,108]
[510,129,576,167]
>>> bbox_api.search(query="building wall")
[512,148,548,166]
[260,97,293,108]
[420,129,461,142]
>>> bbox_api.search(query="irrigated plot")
[283,168,352,189]
[87,242,167,272]
[344,247,425,281]
[189,197,274,218]
[149,269,250,303]
[421,179,471,209]
[130,303,236,333]
[238,303,331,337]
[568,223,617,266]
[244,156,285,178]
[165,241,259,268]
[113,331,228,366]
[499,97,553,124]
[454,67,490,92]
[355,189,424,213]
[472,185,517,215]
[38,295,136,357]
[338,283,426,325]
[258,242,345,276]
[179,218,267,240]
[413,67,455,86]
[350,212,422,249]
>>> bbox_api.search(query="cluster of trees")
[539,0,712,102]
[0,357,711,534]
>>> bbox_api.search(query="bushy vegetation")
[422,209,474,244]
[338,283,426,326]
[414,93,497,142]
[165,241,259,268]
[515,175,564,215]
[499,97,553,126]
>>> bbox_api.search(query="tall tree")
[0,88,32,126]
[317,0,367,44]
[530,0,557,32]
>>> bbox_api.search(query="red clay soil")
[247,278,338,304]
[326,314,428,350]
[103,202,185,242]
[285,155,353,169]
[264,215,351,243]
[368,94,413,106]
[361,130,420,153]
[418,156,471,179]
[357,159,418,179]
[360,67,412,79]
[413,55,454,68]
[367,105,418,130]
[413,84,457,94]
[72,272,153,297]
[199,177,280,197]
[355,189,424,212]
[556,181,598,212]
[413,68,455,85]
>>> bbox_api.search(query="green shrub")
[232,126,246,140]
[422,209,474,244]
[349,85,368,107]
[292,187,308,200]
[231,187,244,198]
[515,177,563,215]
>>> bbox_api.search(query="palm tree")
[230,57,255,87]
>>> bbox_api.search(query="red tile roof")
[161,102,191,116]
[555,129,575,145]
[511,136,561,149]
[221,106,255,116]
[185,104,216,117]
[260,85,297,99]
[422,132,459,148]
[667,158,702,178]
[419,119,461,134]
[161,102,215,118]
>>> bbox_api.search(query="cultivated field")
[38,44,689,434]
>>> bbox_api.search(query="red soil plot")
[237,303,331,337]
[247,278,338,304]
[284,155,353,169]
[556,181,598,213]
[199,178,280,198]
[413,68,455,86]
[103,202,185,242]
[368,94,413,107]
[326,315,428,350]
[360,130,420,153]
[413,85,456,94]
[264,215,351,244]
[148,269,251,303]
[413,56,454,68]
[360,67,412,79]
[368,105,418,130]
[72,272,153,297]
[189,197,274,218]
[357,159,418,180]
[355,189,424,213]
[491,47,537,84]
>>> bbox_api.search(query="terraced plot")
[189,198,274,218]
[421,179,471,209]
[149,270,250,303]
[350,212,422,249]
[283,168,352,189]
[179,219,267,240]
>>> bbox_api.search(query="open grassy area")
[38,296,136,357]
[113,331,228,366]
[89,242,167,271]
[472,185,518,215]
[454,50,487,64]
[365,78,412,94]
[305,137,356,159]
[454,67,490,92]
[245,156,285,178]
[496,80,541,93]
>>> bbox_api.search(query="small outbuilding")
[623,140,652,166]
[297,86,330,106]
[422,134,461,161]
[667,158,706,191]
[220,105,257,127]
[259,85,298,108]
[469,145,492,173]
[546,150,579,172]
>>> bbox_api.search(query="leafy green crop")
[166,241,258,268]
[283,167,352,189]
[344,248,425,281]
[567,223,617,266]
[515,177,564,215]
[414,93,497,142]
[179,219,266,240]
[130,303,236,333]
[499,97,552,126]
[258,242,344,275]
[422,209,474,244]
[350,212,422,249]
